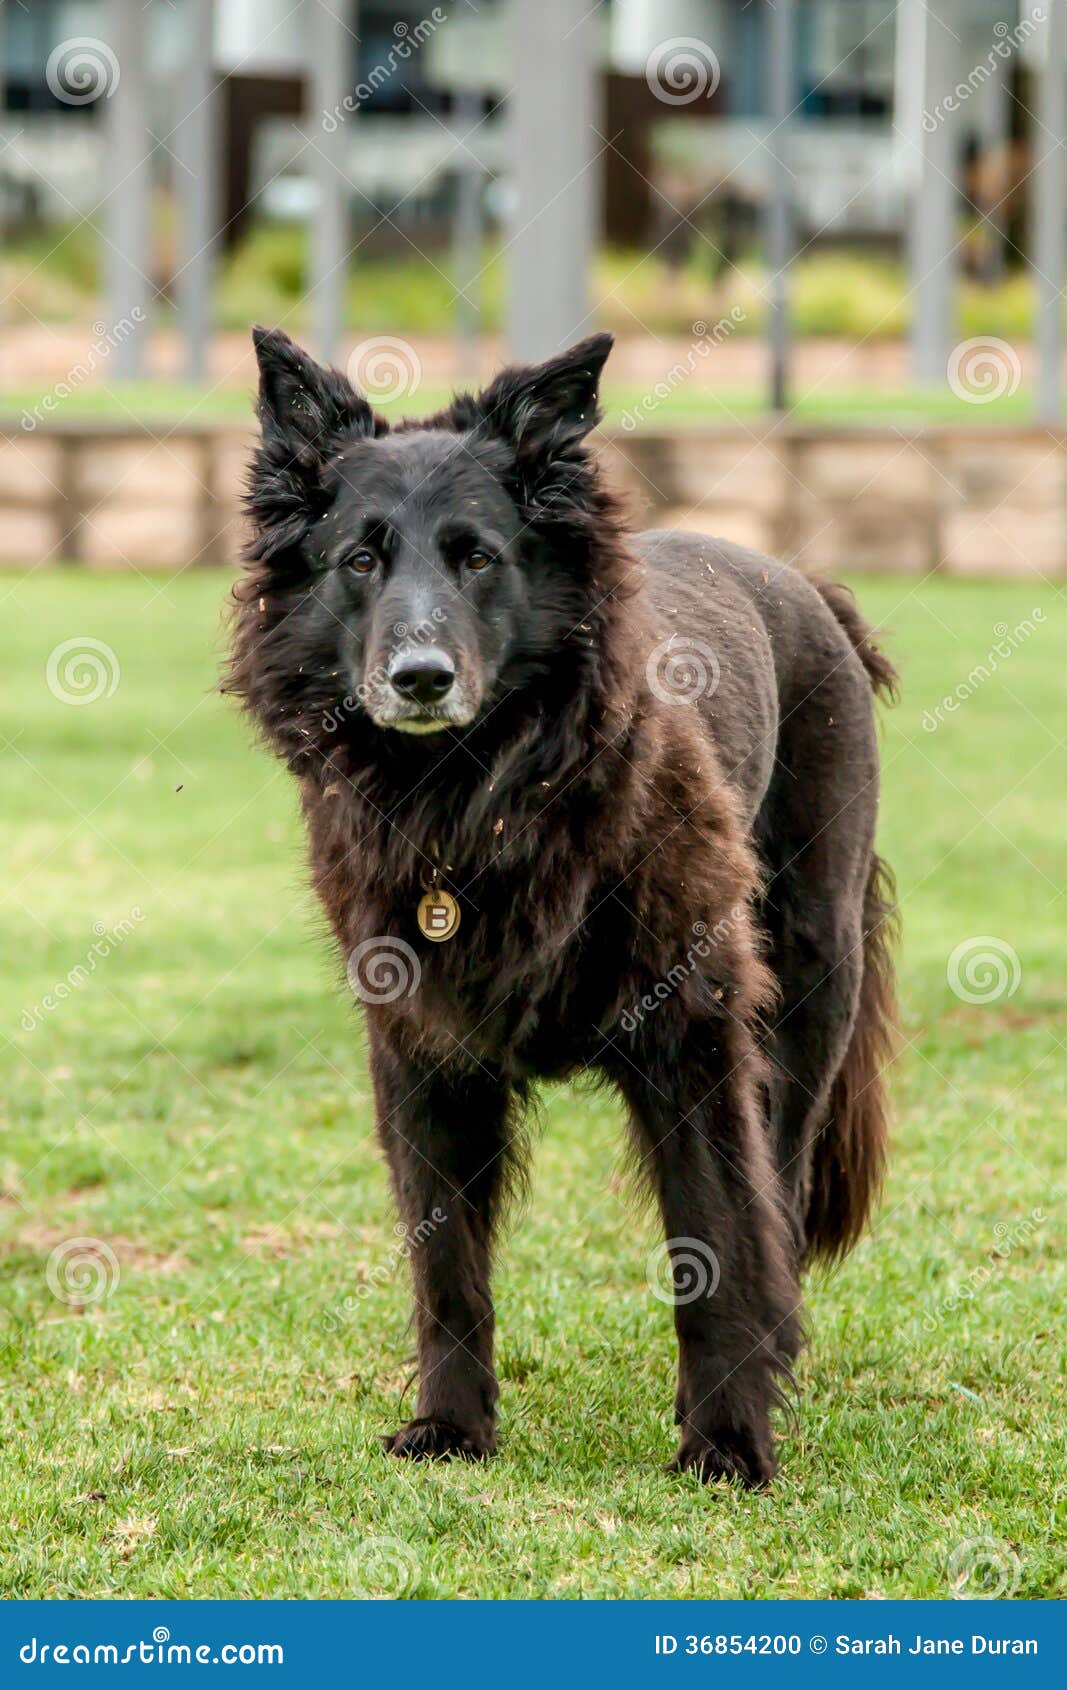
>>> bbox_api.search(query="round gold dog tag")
[417,888,461,943]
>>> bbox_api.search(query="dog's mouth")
[364,680,481,736]
[387,712,454,736]
[369,702,478,736]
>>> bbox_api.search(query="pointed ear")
[251,325,375,458]
[465,332,613,460]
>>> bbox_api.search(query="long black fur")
[226,327,897,1487]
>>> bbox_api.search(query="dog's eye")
[345,549,377,574]
[466,550,493,571]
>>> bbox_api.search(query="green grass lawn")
[0,381,1040,431]
[0,568,1063,1599]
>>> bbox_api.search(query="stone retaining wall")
[2,422,1064,575]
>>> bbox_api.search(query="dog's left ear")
[463,333,613,461]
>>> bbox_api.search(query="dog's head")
[241,327,614,748]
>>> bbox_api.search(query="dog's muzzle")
[369,646,477,734]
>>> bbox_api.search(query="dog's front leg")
[616,1022,802,1487]
[368,1024,512,1462]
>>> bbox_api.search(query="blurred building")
[0,0,1036,249]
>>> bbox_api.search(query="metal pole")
[175,0,219,382]
[1035,0,1066,424]
[105,0,152,379]
[909,0,959,383]
[507,0,597,361]
[309,0,351,364]
[453,90,483,382]
[979,47,1011,284]
[0,0,6,357]
[766,0,796,414]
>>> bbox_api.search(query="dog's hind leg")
[760,870,866,1256]
[616,1024,801,1488]
[369,1027,513,1462]
[755,652,890,1265]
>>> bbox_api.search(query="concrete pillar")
[1035,0,1066,423]
[174,0,219,382]
[105,0,152,379]
[507,0,599,361]
[766,0,797,413]
[309,0,353,364]
[611,0,724,71]
[976,47,1012,282]
[904,0,962,383]
[452,91,483,381]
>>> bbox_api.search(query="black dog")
[227,327,897,1487]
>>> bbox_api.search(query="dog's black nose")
[388,648,456,706]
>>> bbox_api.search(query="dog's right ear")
[252,326,375,463]
[247,329,379,566]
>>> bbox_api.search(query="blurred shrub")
[792,252,909,339]
[0,217,1046,343]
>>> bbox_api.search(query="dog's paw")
[668,1428,776,1490]
[383,1416,495,1463]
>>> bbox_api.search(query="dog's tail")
[804,581,899,1263]
[804,852,898,1262]
[812,578,899,704]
